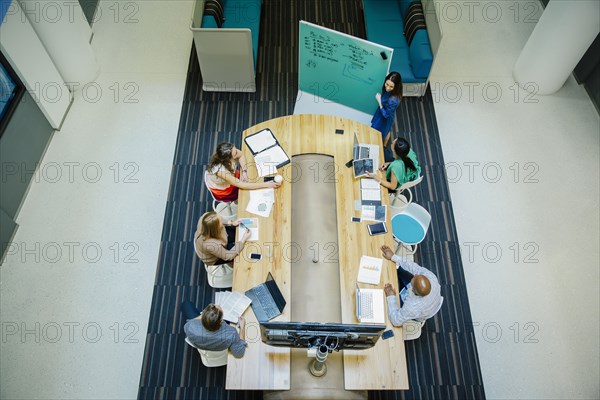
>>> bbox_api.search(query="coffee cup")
[274,175,283,184]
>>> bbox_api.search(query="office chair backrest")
[389,175,423,215]
[184,337,228,367]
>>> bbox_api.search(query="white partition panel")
[190,0,255,92]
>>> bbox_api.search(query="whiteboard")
[298,21,392,115]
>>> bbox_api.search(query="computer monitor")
[260,321,386,351]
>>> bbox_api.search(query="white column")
[18,0,99,88]
[513,0,600,95]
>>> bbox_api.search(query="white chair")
[390,202,431,255]
[402,297,444,341]
[193,230,234,288]
[204,263,234,288]
[389,175,423,216]
[203,170,237,222]
[185,337,228,367]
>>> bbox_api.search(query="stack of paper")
[246,188,275,217]
[237,218,259,241]
[357,255,384,285]
[215,291,252,323]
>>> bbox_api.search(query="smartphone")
[250,253,262,260]
[345,159,354,168]
[335,129,344,135]
[367,222,387,236]
[351,217,361,223]
[382,329,394,340]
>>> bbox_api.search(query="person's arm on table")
[227,317,247,358]
[203,229,251,262]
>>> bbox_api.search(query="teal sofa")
[363,0,433,83]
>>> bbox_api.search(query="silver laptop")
[353,133,379,170]
[355,284,385,324]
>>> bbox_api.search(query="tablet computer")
[367,222,387,236]
[353,158,374,178]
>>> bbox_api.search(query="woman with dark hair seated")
[366,137,421,191]
[205,142,280,202]
[182,302,247,358]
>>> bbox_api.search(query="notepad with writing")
[244,129,290,175]
[357,255,384,285]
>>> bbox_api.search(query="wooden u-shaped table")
[225,114,409,391]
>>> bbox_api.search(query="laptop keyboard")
[254,285,279,318]
[359,292,374,320]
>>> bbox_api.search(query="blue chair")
[390,203,431,255]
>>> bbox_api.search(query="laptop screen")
[265,272,286,312]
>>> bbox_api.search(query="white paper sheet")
[357,255,384,285]
[216,291,252,322]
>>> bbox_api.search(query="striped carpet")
[138,1,485,399]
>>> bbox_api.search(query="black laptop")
[245,272,286,322]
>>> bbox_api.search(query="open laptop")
[245,272,286,322]
[355,284,385,324]
[353,133,379,170]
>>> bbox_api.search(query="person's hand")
[381,244,394,260]
[242,228,251,241]
[379,162,390,172]
[365,171,380,183]
[237,316,246,328]
[375,92,382,102]
[266,180,281,189]
[384,283,396,297]
[231,219,241,227]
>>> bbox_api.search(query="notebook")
[355,285,385,324]
[245,272,286,322]
[244,128,290,176]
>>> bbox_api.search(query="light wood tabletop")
[225,114,409,391]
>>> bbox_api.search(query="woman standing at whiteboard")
[371,71,402,147]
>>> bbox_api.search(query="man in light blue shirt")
[381,245,443,326]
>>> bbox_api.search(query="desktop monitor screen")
[260,321,386,351]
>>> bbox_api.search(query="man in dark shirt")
[182,301,247,358]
